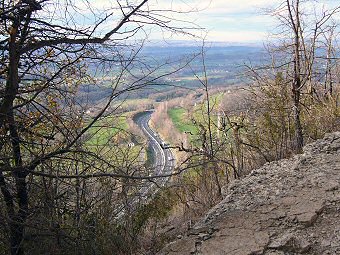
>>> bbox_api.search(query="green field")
[168,107,197,134]
[86,115,129,146]
[85,114,146,165]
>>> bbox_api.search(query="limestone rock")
[159,132,340,255]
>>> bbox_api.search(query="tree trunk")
[10,171,28,255]
[9,111,29,255]
[4,20,29,255]
[289,0,304,153]
[324,28,334,97]
[292,94,303,152]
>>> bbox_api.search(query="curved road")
[114,111,175,219]
[134,111,175,199]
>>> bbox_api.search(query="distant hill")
[81,44,267,103]
[143,40,263,48]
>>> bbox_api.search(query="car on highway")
[160,141,169,149]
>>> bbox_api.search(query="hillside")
[159,132,340,255]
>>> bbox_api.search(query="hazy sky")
[69,0,340,43]
[154,0,340,42]
[156,0,280,42]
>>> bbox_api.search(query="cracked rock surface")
[159,132,340,255]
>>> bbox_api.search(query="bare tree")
[287,0,304,152]
[0,0,199,254]
[261,0,340,152]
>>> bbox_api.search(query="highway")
[114,111,175,219]
[134,111,175,199]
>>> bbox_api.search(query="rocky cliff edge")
[160,132,340,255]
